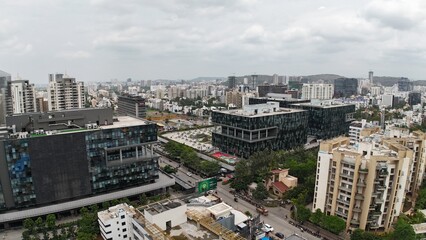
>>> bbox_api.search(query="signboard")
[197,178,217,193]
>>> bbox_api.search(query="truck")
[256,207,269,216]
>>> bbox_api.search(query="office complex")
[10,80,36,114]
[313,131,426,232]
[211,102,308,158]
[291,100,355,140]
[398,78,412,92]
[0,70,12,125]
[48,73,85,111]
[0,108,174,228]
[334,78,358,98]
[408,92,422,106]
[249,97,310,108]
[118,95,147,119]
[257,85,287,97]
[301,84,334,100]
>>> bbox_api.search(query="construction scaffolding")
[186,209,246,240]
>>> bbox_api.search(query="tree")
[35,217,44,232]
[295,204,311,222]
[392,218,416,240]
[322,215,346,235]
[253,183,269,201]
[139,193,148,205]
[46,214,56,230]
[23,218,35,235]
[102,201,110,210]
[310,209,323,226]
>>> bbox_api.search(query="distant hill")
[373,76,401,86]
[301,74,345,83]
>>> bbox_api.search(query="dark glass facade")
[408,92,421,106]
[211,110,308,158]
[249,97,310,108]
[117,95,147,119]
[334,78,358,98]
[291,104,355,140]
[0,122,159,211]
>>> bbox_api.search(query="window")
[123,228,127,232]
[123,235,128,238]
[122,222,126,226]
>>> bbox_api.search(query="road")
[159,156,202,187]
[216,182,320,240]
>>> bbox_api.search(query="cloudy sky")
[1,0,426,83]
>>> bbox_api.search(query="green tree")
[102,201,110,210]
[46,214,56,230]
[35,217,44,232]
[139,193,148,205]
[392,218,415,240]
[322,215,346,235]
[23,218,35,235]
[310,209,323,226]
[295,204,311,222]
[253,183,269,201]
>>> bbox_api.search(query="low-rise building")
[265,169,297,198]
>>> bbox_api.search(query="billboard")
[197,178,217,193]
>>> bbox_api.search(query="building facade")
[225,91,243,108]
[0,70,13,125]
[0,109,173,227]
[118,95,147,119]
[257,85,287,97]
[301,84,334,100]
[408,92,421,106]
[48,73,85,111]
[313,133,426,232]
[290,101,355,140]
[211,102,308,158]
[10,80,36,114]
[249,97,310,108]
[334,78,358,98]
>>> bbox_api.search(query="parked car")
[275,232,284,239]
[263,224,274,232]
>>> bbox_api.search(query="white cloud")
[59,51,91,59]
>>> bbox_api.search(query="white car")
[263,224,274,232]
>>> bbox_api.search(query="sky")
[1,0,426,83]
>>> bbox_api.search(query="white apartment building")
[301,84,334,100]
[348,120,380,144]
[371,86,382,96]
[313,132,426,232]
[48,73,85,111]
[98,201,187,240]
[98,203,136,240]
[11,79,36,114]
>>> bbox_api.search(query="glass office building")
[211,102,308,158]
[0,111,159,211]
[291,101,355,140]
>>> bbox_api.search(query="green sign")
[197,178,217,193]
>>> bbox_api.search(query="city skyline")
[1,0,426,83]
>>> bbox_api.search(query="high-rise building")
[0,108,173,227]
[0,70,12,125]
[272,74,279,85]
[301,84,334,100]
[313,131,426,232]
[369,71,374,84]
[118,95,147,119]
[228,76,236,89]
[408,92,422,106]
[168,86,182,99]
[398,78,412,92]
[334,78,358,98]
[225,90,243,108]
[291,100,355,140]
[10,79,36,114]
[35,97,48,113]
[211,102,308,158]
[48,73,85,111]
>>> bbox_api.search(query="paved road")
[159,156,202,187]
[217,182,320,240]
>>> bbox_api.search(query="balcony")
[375,198,384,204]
[370,211,382,217]
[350,219,360,225]
[353,207,362,213]
[369,205,376,211]
[355,194,364,200]
[357,181,366,187]
[359,168,368,174]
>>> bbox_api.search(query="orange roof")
[272,181,289,193]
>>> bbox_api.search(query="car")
[263,224,274,232]
[275,232,285,239]
[186,172,192,177]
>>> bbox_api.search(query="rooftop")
[213,102,305,117]
[101,116,149,129]
[142,199,185,215]
[291,100,354,108]
[98,203,136,222]
[207,202,233,216]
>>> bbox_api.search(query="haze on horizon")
[1,0,426,83]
